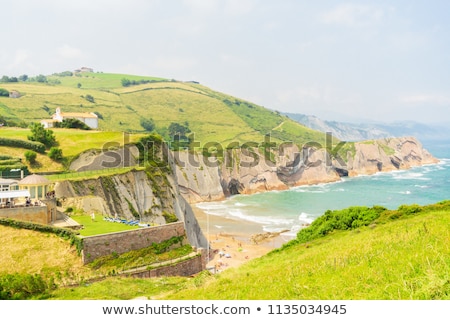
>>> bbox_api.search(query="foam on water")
[195,141,450,240]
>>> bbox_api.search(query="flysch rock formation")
[175,136,438,203]
[54,135,437,250]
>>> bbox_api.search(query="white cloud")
[151,56,198,72]
[12,50,30,66]
[57,45,85,60]
[182,0,219,14]
[319,4,384,27]
[399,94,450,105]
[224,0,256,15]
[6,50,36,73]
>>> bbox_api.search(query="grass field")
[0,127,145,172]
[0,72,328,146]
[41,202,450,300]
[71,213,140,236]
[1,71,340,176]
[162,207,450,300]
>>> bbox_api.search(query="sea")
[195,140,450,241]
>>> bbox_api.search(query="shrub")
[296,206,386,244]
[85,94,95,103]
[140,118,155,132]
[48,147,63,161]
[28,123,57,148]
[0,88,9,97]
[397,204,422,215]
[24,150,37,164]
[0,273,54,300]
[0,137,46,153]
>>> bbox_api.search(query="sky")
[1,0,449,124]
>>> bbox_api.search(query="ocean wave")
[298,212,314,224]
[391,172,431,181]
[399,190,411,195]
[234,202,248,207]
[195,202,229,211]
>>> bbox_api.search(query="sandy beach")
[192,205,294,273]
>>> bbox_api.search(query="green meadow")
[0,72,326,146]
[44,202,449,300]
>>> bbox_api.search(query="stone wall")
[124,248,207,278]
[0,205,49,225]
[81,221,186,264]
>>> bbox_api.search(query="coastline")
[192,206,293,272]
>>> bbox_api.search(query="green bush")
[397,204,422,215]
[0,273,54,300]
[0,137,46,153]
[28,123,56,148]
[48,147,63,161]
[296,206,386,244]
[0,88,9,97]
[162,211,178,223]
[24,150,37,164]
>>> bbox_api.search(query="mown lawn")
[71,214,140,236]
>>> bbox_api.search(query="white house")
[41,107,98,129]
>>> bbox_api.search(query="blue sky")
[1,0,449,124]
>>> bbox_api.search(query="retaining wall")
[81,222,186,264]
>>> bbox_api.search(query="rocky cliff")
[54,135,437,248]
[54,168,208,249]
[173,136,438,203]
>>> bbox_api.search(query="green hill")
[0,72,327,147]
[47,201,450,300]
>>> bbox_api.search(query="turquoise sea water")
[195,140,450,239]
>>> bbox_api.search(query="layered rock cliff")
[54,135,437,249]
[54,168,208,249]
[174,136,438,203]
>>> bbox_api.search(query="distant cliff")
[285,113,450,142]
[173,136,438,203]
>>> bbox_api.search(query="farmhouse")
[41,107,98,129]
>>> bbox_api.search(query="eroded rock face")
[345,137,438,176]
[54,169,208,249]
[173,136,438,203]
[62,136,437,207]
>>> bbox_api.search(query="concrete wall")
[81,222,186,264]
[0,205,49,225]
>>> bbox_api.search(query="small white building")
[41,107,98,129]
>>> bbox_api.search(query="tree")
[85,94,95,103]
[28,123,56,148]
[24,150,37,164]
[35,74,47,83]
[48,147,63,161]
[0,88,9,97]
[140,118,156,132]
[19,74,28,82]
[56,118,90,130]
[168,122,191,138]
[121,78,131,87]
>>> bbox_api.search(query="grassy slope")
[0,127,145,172]
[0,72,326,146]
[48,204,450,300]
[0,225,91,281]
[163,208,450,300]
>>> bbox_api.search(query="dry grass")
[0,225,92,281]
